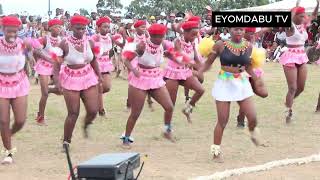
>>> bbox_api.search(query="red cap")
[96,17,111,27]
[188,16,201,22]
[134,20,146,28]
[70,15,89,26]
[48,19,63,27]
[181,21,199,30]
[1,16,21,27]
[148,23,167,35]
[292,6,305,14]
[245,27,256,33]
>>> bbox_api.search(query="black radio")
[64,144,143,180]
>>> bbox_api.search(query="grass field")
[0,61,320,180]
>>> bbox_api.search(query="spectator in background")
[18,12,30,39]
[166,13,176,41]
[307,27,314,46]
[213,29,221,41]
[219,28,230,41]
[274,27,286,45]
[157,12,167,25]
[65,11,71,20]
[149,16,156,24]
[262,28,275,48]
[272,42,287,62]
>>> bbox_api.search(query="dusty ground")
[0,62,320,180]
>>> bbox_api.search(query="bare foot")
[122,142,132,149]
[1,156,13,165]
[162,132,176,143]
[212,154,224,163]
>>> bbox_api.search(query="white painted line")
[191,153,320,180]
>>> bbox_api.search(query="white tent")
[229,0,319,13]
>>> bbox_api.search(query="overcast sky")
[0,0,132,16]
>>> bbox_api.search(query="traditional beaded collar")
[146,40,161,54]
[0,38,19,54]
[224,40,249,54]
[68,35,85,48]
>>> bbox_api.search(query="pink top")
[0,38,26,73]
[286,23,308,46]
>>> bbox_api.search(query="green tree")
[127,0,215,17]
[79,8,89,16]
[96,0,123,16]
[0,4,3,15]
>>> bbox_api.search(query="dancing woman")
[34,19,64,125]
[236,27,269,127]
[91,17,123,116]
[198,28,262,162]
[163,20,205,123]
[53,15,102,147]
[125,20,155,112]
[280,1,319,123]
[121,24,174,148]
[0,16,48,164]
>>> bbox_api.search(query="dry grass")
[0,62,319,180]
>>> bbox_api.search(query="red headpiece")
[292,6,305,15]
[48,19,63,27]
[96,17,111,27]
[134,20,146,28]
[148,23,167,35]
[245,27,256,33]
[70,15,89,26]
[1,16,21,27]
[188,16,201,22]
[182,21,199,30]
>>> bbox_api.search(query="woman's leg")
[98,73,112,116]
[0,98,11,152]
[182,76,205,122]
[63,89,81,144]
[211,101,230,162]
[147,93,155,112]
[237,108,246,128]
[283,65,298,123]
[295,64,307,98]
[238,97,261,146]
[123,86,147,148]
[36,75,50,125]
[165,79,179,106]
[316,93,320,112]
[11,96,28,135]
[150,86,174,141]
[184,87,190,103]
[81,85,99,138]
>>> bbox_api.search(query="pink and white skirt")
[97,56,114,73]
[34,59,54,76]
[163,61,193,80]
[59,64,98,91]
[128,67,166,90]
[279,47,309,67]
[0,71,30,98]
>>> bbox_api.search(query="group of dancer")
[0,0,319,164]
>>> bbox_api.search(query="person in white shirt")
[219,29,231,41]
[274,27,286,44]
[157,12,167,25]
